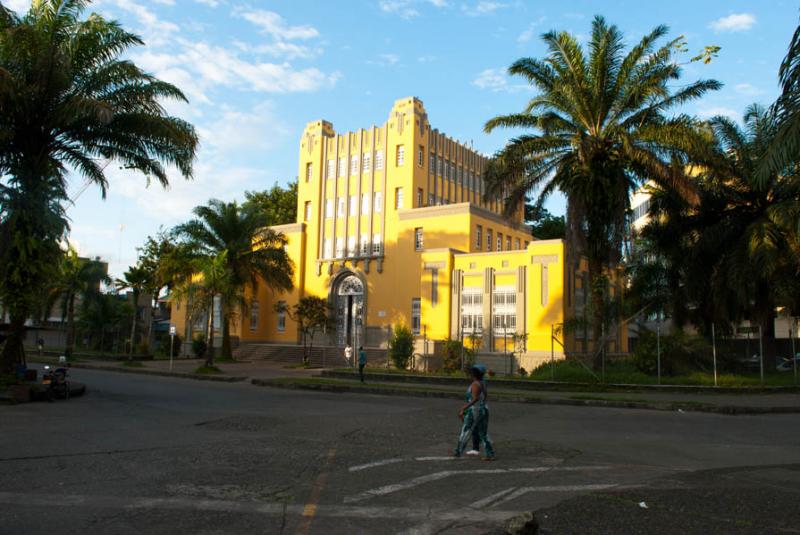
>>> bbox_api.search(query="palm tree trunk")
[205,300,215,368]
[0,314,27,373]
[65,293,75,359]
[588,256,606,371]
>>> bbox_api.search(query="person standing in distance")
[344,344,353,367]
[358,346,367,383]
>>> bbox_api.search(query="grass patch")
[569,394,649,403]
[121,360,144,368]
[194,365,223,375]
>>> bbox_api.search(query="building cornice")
[397,202,532,235]
[269,222,305,234]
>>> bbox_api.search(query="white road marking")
[0,492,521,523]
[488,484,618,508]
[469,487,518,509]
[344,466,613,503]
[413,456,456,461]
[349,458,404,472]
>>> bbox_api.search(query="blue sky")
[5,0,798,277]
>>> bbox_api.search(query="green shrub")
[191,337,207,358]
[441,339,474,372]
[633,328,712,376]
[388,325,414,369]
[157,332,182,357]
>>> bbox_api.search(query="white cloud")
[462,1,508,17]
[518,16,546,43]
[697,106,740,120]
[734,83,764,97]
[134,40,338,94]
[236,40,321,61]
[367,53,400,67]
[100,0,180,45]
[709,13,756,32]
[235,9,319,40]
[3,0,30,12]
[194,0,219,6]
[378,0,448,19]
[199,101,289,155]
[472,68,508,91]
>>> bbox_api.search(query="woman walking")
[453,365,495,460]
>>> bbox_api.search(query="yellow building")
[172,97,627,369]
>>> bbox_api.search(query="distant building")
[172,97,627,367]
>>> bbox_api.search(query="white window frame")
[325,199,333,219]
[414,227,424,251]
[304,201,312,222]
[349,195,357,215]
[361,193,370,213]
[305,162,313,182]
[276,300,286,332]
[395,187,403,210]
[476,225,482,248]
[326,159,334,179]
[396,145,405,167]
[363,153,371,173]
[335,237,345,258]
[411,298,421,335]
[347,235,356,257]
[418,147,424,167]
[360,234,369,256]
[350,155,359,175]
[323,239,332,258]
[374,191,383,213]
[337,197,345,217]
[338,157,346,176]
[375,151,384,170]
[249,300,259,331]
[372,234,382,255]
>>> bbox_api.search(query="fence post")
[656,321,661,386]
[386,324,391,369]
[711,323,718,387]
[758,324,764,384]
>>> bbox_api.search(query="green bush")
[633,328,712,376]
[442,339,473,372]
[157,332,182,357]
[191,337,207,358]
[388,325,414,369]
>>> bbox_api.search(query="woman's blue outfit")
[454,381,494,458]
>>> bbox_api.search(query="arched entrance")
[333,274,364,347]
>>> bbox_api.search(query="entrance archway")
[333,274,364,347]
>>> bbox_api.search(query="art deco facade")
[172,97,627,367]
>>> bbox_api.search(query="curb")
[321,370,800,394]
[68,363,248,383]
[1,382,86,404]
[250,378,800,415]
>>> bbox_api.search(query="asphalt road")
[1,367,799,534]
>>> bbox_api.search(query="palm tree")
[763,20,800,177]
[52,248,110,358]
[483,16,719,367]
[116,265,150,357]
[0,0,198,372]
[705,105,800,357]
[174,199,294,360]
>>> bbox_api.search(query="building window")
[349,195,357,215]
[374,191,383,213]
[323,239,332,258]
[461,289,483,334]
[492,287,517,335]
[335,238,345,258]
[360,234,369,255]
[304,201,312,222]
[249,300,259,331]
[431,268,438,307]
[414,227,424,251]
[375,151,384,170]
[487,229,492,251]
[326,159,334,179]
[429,193,435,206]
[438,157,443,175]
[444,160,449,180]
[417,188,423,207]
[350,155,358,175]
[507,236,512,251]
[363,153,371,173]
[337,197,345,217]
[476,225,482,249]
[325,199,333,219]
[524,240,530,248]
[396,145,405,166]
[348,236,356,257]
[411,298,421,334]
[338,157,346,176]
[515,238,521,250]
[276,301,286,332]
[497,233,503,251]
[418,146,424,167]
[372,234,382,255]
[430,153,436,172]
[361,193,370,213]
[395,187,403,210]
[305,163,313,182]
